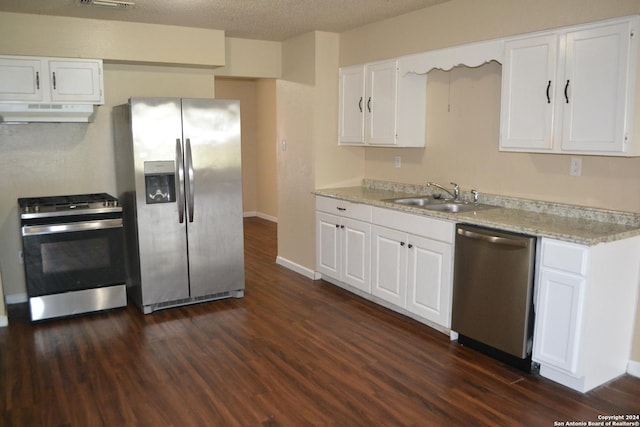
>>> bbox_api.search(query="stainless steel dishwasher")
[451,224,536,372]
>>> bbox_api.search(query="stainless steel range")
[18,193,127,321]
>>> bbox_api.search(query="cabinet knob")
[400,241,405,246]
[408,244,413,249]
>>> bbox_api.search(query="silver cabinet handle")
[176,139,185,224]
[457,228,527,248]
[185,138,195,223]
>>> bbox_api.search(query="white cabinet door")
[561,22,632,153]
[316,212,341,281]
[500,18,637,155]
[533,267,585,374]
[0,57,44,102]
[500,35,558,151]
[49,59,103,103]
[338,65,365,144]
[371,225,406,307]
[342,218,371,293]
[365,60,398,146]
[316,211,371,292]
[406,234,453,327]
[0,56,104,104]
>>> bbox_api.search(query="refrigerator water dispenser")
[144,161,176,204]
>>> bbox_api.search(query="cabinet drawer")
[372,207,454,243]
[316,196,372,222]
[541,239,588,276]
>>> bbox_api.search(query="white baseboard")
[0,316,7,327]
[628,360,640,378]
[243,211,278,223]
[6,293,28,304]
[275,256,316,280]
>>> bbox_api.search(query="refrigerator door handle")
[176,138,185,224]
[185,137,195,223]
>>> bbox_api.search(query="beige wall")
[336,0,640,363]
[255,80,278,220]
[215,78,278,221]
[276,31,343,270]
[215,78,259,214]
[215,38,281,78]
[0,12,224,67]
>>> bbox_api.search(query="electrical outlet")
[394,156,401,168]
[570,157,582,176]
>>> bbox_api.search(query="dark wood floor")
[1,217,639,426]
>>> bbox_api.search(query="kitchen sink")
[384,196,443,207]
[384,196,497,213]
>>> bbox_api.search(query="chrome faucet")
[427,181,459,200]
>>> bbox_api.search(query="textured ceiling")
[0,0,450,41]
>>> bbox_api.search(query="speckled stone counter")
[314,180,640,246]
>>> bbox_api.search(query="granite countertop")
[314,182,640,246]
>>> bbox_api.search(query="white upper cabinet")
[0,57,44,102]
[500,34,558,151]
[561,23,632,153]
[0,55,104,105]
[339,59,426,147]
[366,60,398,146]
[500,17,639,156]
[338,65,365,143]
[48,59,104,104]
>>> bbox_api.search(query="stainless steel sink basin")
[384,196,497,213]
[384,196,443,207]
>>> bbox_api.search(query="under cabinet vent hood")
[0,103,96,123]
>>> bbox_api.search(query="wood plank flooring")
[1,217,639,426]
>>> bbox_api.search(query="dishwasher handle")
[457,227,529,248]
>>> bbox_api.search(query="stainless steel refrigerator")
[113,97,245,313]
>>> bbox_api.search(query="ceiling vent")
[77,0,135,9]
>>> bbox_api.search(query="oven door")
[22,218,126,297]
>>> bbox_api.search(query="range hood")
[0,103,97,123]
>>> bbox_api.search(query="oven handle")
[22,219,123,236]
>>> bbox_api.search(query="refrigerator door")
[130,98,190,304]
[181,98,245,297]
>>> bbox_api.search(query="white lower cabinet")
[315,197,454,331]
[533,237,640,392]
[370,207,454,328]
[316,198,372,293]
[405,234,453,327]
[371,225,407,307]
